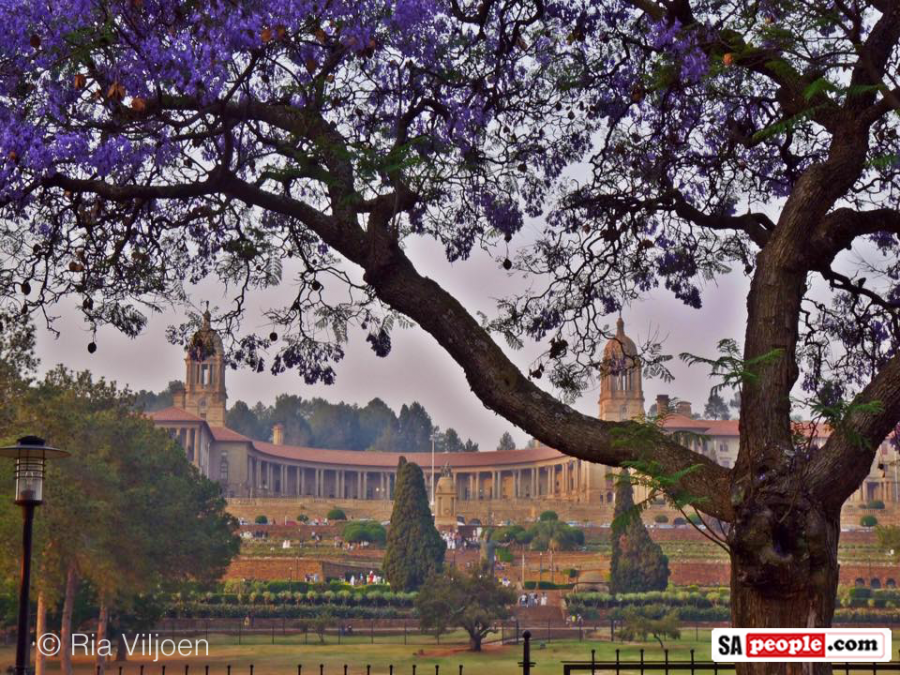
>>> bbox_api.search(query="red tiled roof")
[210,426,254,443]
[251,441,565,468]
[148,406,204,422]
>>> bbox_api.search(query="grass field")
[4,629,900,675]
[0,630,719,675]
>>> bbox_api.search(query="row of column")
[249,461,396,500]
[242,458,594,501]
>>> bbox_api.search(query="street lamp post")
[0,436,69,675]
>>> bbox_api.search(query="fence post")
[640,649,644,675]
[140,665,144,675]
[319,665,323,675]
[521,630,532,675]
[413,665,417,675]
[344,665,348,675]
[591,649,596,675]
[227,666,231,675]
[435,666,439,675]
[250,665,254,675]
[615,649,620,675]
[185,665,190,675]
[459,665,463,675]
[690,649,695,675]
[664,649,669,675]
[299,666,302,675]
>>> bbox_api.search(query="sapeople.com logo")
[712,628,892,662]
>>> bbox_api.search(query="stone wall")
[227,497,900,531]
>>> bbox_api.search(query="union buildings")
[150,312,898,522]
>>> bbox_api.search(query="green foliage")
[610,470,670,594]
[0,367,240,631]
[342,521,386,545]
[296,514,309,523]
[327,508,347,521]
[876,525,900,559]
[539,510,559,522]
[615,607,681,648]
[860,515,878,528]
[867,500,886,510]
[654,515,669,524]
[497,431,517,452]
[383,458,446,591]
[680,339,783,397]
[255,515,269,524]
[810,396,885,452]
[416,563,516,651]
[526,520,584,551]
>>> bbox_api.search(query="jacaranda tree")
[1,2,900,671]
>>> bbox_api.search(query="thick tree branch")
[809,352,900,510]
[809,207,900,265]
[220,176,735,520]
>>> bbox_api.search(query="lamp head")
[0,436,69,505]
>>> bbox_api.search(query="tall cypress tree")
[383,457,446,591]
[610,469,670,593]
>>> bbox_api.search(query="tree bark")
[59,565,77,675]
[468,633,482,652]
[96,599,109,675]
[729,482,841,675]
[34,591,47,675]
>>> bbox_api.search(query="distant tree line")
[134,385,483,453]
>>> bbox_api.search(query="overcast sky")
[32,224,754,451]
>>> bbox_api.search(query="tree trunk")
[96,599,109,675]
[729,484,841,675]
[468,633,482,652]
[115,634,128,662]
[60,565,77,675]
[34,591,47,675]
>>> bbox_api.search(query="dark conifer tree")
[610,469,670,594]
[383,457,446,591]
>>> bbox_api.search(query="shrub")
[687,513,703,525]
[297,514,309,522]
[342,520,386,545]
[327,508,347,521]
[496,547,514,563]
[861,515,879,528]
[654,515,669,524]
[539,510,559,522]
[254,515,268,524]
[867,500,886,510]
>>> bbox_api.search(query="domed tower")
[434,465,457,529]
[183,309,227,426]
[597,317,644,421]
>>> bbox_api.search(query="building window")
[220,456,229,481]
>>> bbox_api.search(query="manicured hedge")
[167,602,411,620]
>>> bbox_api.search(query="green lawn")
[1,631,716,675]
[4,629,899,675]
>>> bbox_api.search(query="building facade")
[150,316,898,514]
